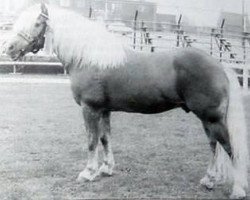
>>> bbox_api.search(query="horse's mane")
[14,4,127,69]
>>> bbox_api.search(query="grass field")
[0,75,249,199]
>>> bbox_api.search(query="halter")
[18,13,48,54]
[40,13,49,20]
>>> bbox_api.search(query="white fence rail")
[0,61,65,74]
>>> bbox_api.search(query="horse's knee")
[82,105,102,151]
[99,111,111,148]
[88,138,99,151]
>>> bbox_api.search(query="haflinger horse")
[5,3,249,199]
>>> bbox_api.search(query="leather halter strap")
[17,32,33,43]
[40,13,49,20]
[17,12,49,53]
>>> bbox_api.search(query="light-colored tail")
[214,68,248,192]
[226,68,249,189]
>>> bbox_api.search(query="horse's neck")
[47,6,127,70]
[47,7,74,67]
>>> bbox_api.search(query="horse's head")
[6,3,48,60]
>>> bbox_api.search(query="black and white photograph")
[0,0,250,199]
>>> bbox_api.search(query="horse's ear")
[41,3,48,16]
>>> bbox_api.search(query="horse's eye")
[35,23,40,27]
[8,45,14,51]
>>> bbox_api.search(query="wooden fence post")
[210,28,215,56]
[243,65,248,90]
[89,6,92,19]
[176,14,182,47]
[63,67,67,75]
[140,20,144,51]
[133,10,139,49]
[13,65,16,74]
[242,32,247,64]
[219,19,225,62]
[242,32,249,90]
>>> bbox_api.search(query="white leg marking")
[99,140,115,176]
[98,113,115,177]
[200,175,214,190]
[230,184,246,199]
[77,147,99,182]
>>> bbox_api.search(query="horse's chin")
[12,55,23,61]
[10,51,25,61]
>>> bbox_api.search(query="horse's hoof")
[230,185,246,199]
[76,169,98,182]
[200,176,214,190]
[98,163,113,177]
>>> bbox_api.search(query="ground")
[0,75,249,199]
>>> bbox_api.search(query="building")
[59,0,158,29]
[218,12,250,33]
[155,13,176,31]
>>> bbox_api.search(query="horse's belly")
[108,90,179,114]
[110,101,178,114]
[105,66,180,113]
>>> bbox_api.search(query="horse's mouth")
[10,51,24,61]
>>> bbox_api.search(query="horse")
[5,3,249,199]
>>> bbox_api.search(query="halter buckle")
[40,13,49,20]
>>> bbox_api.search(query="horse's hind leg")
[188,97,233,190]
[200,121,229,190]
[98,111,115,176]
[201,116,247,199]
[77,105,101,182]
[200,123,218,190]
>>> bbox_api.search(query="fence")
[0,60,64,74]
[105,12,250,89]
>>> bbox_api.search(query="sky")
[148,0,249,26]
[0,0,249,27]
[149,0,247,13]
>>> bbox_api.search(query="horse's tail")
[226,68,249,188]
[215,68,248,189]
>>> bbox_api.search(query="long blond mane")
[14,4,127,69]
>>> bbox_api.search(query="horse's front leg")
[77,104,101,182]
[98,111,115,176]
